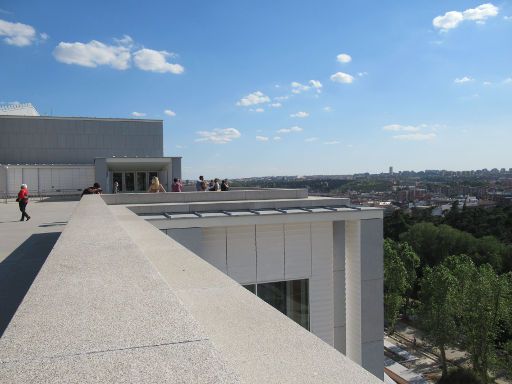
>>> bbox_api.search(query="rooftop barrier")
[101,188,309,205]
[0,194,382,383]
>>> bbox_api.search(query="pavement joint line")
[0,337,210,365]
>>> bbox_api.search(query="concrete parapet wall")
[101,188,309,205]
[0,195,382,383]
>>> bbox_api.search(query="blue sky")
[1,1,511,178]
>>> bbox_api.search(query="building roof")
[0,103,39,116]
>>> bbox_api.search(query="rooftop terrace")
[0,190,383,383]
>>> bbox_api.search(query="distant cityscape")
[219,167,512,214]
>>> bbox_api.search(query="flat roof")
[144,205,361,221]
[0,115,162,123]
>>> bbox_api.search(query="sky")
[0,1,511,179]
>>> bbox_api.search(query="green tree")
[418,263,458,377]
[446,256,511,383]
[394,241,420,317]
[384,239,407,333]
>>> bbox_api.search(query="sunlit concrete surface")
[0,195,382,383]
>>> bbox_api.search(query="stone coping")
[101,188,309,205]
[0,194,382,383]
[126,196,352,214]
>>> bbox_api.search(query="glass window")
[246,279,309,330]
[136,172,147,192]
[125,172,135,192]
[257,281,287,315]
[242,284,256,294]
[286,279,309,330]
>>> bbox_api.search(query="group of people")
[15,175,231,222]
[195,176,230,192]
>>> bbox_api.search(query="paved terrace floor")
[0,199,78,336]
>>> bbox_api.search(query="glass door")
[113,172,123,192]
[125,172,135,192]
[136,172,147,192]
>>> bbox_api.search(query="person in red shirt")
[171,178,183,192]
[16,184,30,221]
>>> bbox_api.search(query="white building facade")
[112,191,384,379]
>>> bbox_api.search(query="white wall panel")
[201,227,227,274]
[22,168,38,192]
[39,169,52,191]
[256,224,284,282]
[227,225,256,284]
[167,228,202,256]
[310,221,334,345]
[284,223,311,279]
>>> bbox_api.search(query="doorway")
[111,171,159,193]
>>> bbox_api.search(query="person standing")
[221,179,230,191]
[113,181,119,194]
[171,178,183,192]
[209,178,220,191]
[16,184,30,221]
[196,176,204,191]
[147,176,166,193]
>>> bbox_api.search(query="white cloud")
[336,53,352,63]
[454,76,474,84]
[54,40,131,69]
[483,81,492,85]
[164,109,176,117]
[357,71,368,77]
[274,95,289,101]
[291,81,310,94]
[383,124,421,132]
[433,3,499,31]
[273,136,281,141]
[249,107,264,113]
[504,15,512,20]
[324,140,341,145]
[290,111,309,118]
[463,3,499,21]
[133,48,184,74]
[256,136,269,142]
[53,36,184,74]
[0,19,39,46]
[504,78,512,84]
[323,106,332,112]
[195,128,241,144]
[305,137,319,142]
[309,80,322,93]
[131,111,146,117]
[393,133,437,141]
[433,11,465,30]
[277,126,303,134]
[236,91,270,106]
[270,102,282,108]
[330,72,354,84]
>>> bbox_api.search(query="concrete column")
[333,221,346,354]
[345,219,384,380]
[171,157,182,180]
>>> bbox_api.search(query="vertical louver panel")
[256,224,285,282]
[227,225,256,284]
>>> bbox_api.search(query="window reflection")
[242,279,309,330]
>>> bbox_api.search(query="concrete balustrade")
[101,188,309,205]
